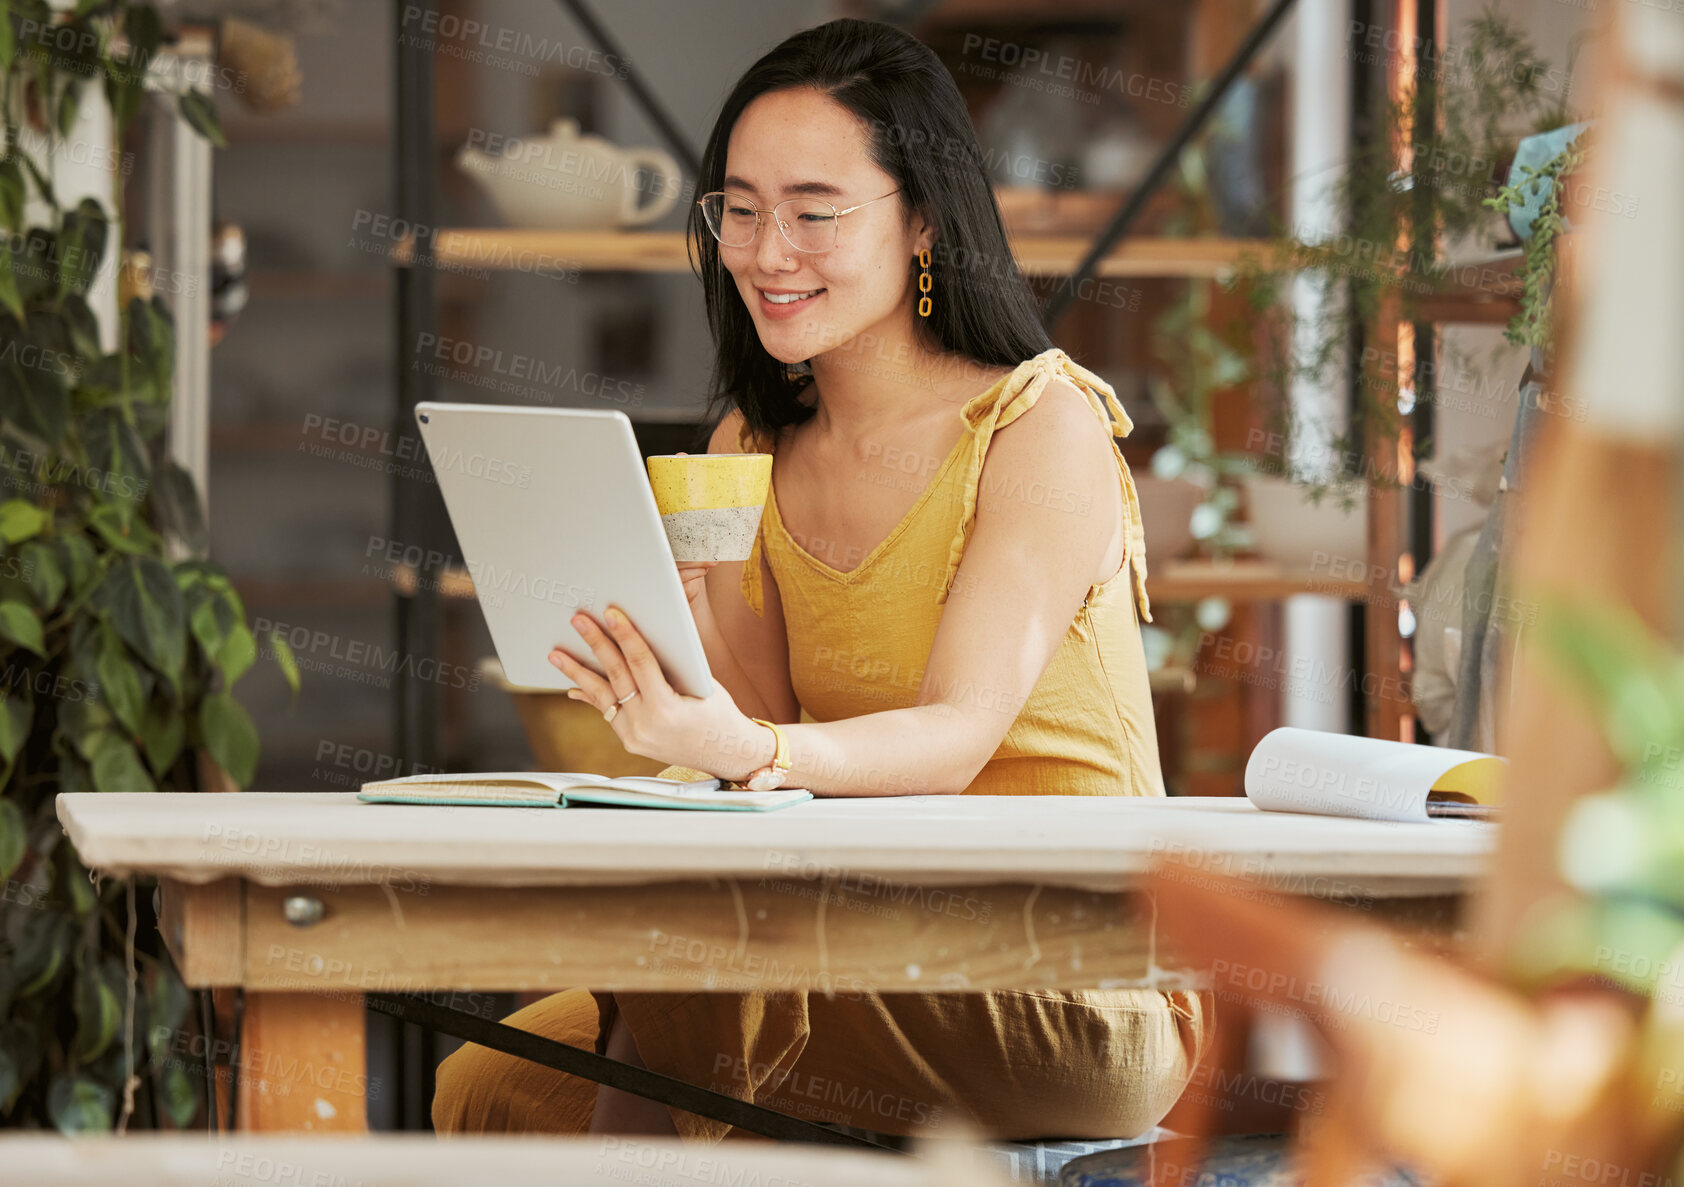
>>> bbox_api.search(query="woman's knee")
[431,990,606,1135]
[432,1037,511,1134]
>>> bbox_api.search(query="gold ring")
[617,690,640,706]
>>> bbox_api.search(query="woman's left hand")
[549,606,768,780]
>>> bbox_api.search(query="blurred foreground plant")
[0,0,295,1133]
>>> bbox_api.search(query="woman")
[434,17,1207,1142]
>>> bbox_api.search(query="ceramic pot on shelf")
[456,118,683,231]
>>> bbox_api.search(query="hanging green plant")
[1483,132,1586,352]
[0,0,296,1133]
[1235,11,1584,494]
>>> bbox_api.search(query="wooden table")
[55,792,1493,1134]
[0,1133,958,1186]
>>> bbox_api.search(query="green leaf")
[14,909,69,996]
[1537,596,1681,768]
[71,958,121,1061]
[19,539,65,611]
[268,630,300,698]
[198,692,257,788]
[98,556,186,683]
[123,3,163,64]
[152,462,207,554]
[0,687,33,772]
[220,621,256,686]
[84,728,157,794]
[0,798,23,881]
[57,77,82,139]
[0,249,21,323]
[139,696,183,776]
[123,296,174,403]
[59,680,114,751]
[71,949,122,1057]
[0,499,48,544]
[177,90,227,149]
[54,752,96,798]
[0,600,45,655]
[158,1060,198,1128]
[145,955,189,1038]
[0,1019,42,1115]
[56,197,107,296]
[190,590,254,684]
[2,352,71,448]
[102,57,144,134]
[20,155,54,212]
[59,292,101,359]
[95,624,144,735]
[84,406,150,498]
[87,501,159,555]
[54,845,95,916]
[56,533,98,596]
[187,586,227,659]
[0,158,22,234]
[0,2,14,75]
[48,1073,113,1133]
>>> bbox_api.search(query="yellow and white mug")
[645,453,772,563]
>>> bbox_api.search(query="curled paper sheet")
[1244,727,1505,823]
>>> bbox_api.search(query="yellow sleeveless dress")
[739,346,1164,797]
[433,348,1207,1141]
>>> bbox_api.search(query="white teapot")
[456,119,683,230]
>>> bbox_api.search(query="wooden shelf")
[904,0,1149,22]
[396,229,1286,279]
[212,409,706,456]
[390,230,1529,317]
[1146,559,1369,603]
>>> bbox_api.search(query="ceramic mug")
[646,453,772,563]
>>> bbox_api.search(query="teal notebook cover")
[354,789,813,811]
[355,773,811,812]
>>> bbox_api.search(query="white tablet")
[414,403,714,698]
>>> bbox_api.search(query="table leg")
[236,991,367,1133]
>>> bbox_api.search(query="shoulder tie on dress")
[935,348,1152,623]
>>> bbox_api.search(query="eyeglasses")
[698,189,901,253]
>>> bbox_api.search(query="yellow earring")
[917,249,932,318]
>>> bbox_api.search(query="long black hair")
[691,18,1053,443]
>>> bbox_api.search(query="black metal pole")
[392,0,445,1131]
[1408,0,1438,618]
[555,0,701,178]
[1042,0,1299,330]
[368,994,899,1151]
[197,990,218,1130]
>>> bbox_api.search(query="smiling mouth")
[760,288,824,305]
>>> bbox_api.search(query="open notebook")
[356,772,812,812]
[1245,727,1504,823]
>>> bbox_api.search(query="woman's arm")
[556,379,1124,794]
[707,377,1127,795]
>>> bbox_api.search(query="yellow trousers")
[433,986,1208,1142]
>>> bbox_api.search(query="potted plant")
[0,1,293,1132]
